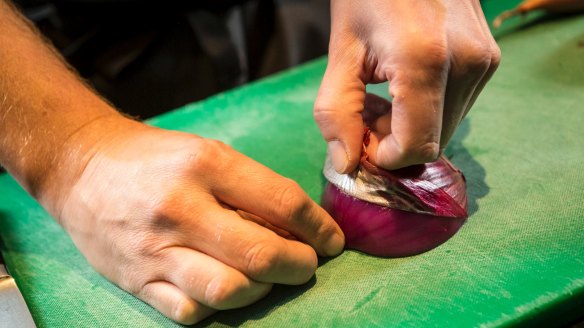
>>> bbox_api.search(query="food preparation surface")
[1,1,583,326]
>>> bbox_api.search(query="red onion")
[321,154,468,258]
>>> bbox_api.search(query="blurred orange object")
[493,0,584,28]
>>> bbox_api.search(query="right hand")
[48,118,344,324]
[314,0,500,172]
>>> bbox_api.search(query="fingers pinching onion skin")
[321,155,468,258]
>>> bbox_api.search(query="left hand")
[48,120,343,324]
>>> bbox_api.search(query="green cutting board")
[1,1,584,327]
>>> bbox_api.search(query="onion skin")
[321,155,468,258]
[322,183,466,257]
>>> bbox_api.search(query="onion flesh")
[321,155,468,258]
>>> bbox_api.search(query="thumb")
[314,59,366,174]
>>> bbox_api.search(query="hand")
[50,118,344,324]
[314,0,500,172]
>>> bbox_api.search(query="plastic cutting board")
[1,1,583,326]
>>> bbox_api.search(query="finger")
[363,93,392,135]
[368,64,448,170]
[462,0,501,118]
[440,75,483,149]
[199,144,344,257]
[441,47,489,147]
[237,210,297,241]
[162,247,272,310]
[164,194,319,285]
[197,207,318,285]
[220,173,343,257]
[313,44,367,174]
[462,51,499,119]
[438,1,499,147]
[139,281,215,325]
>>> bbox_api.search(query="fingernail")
[328,140,348,173]
[324,231,345,256]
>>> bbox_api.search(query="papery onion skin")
[321,155,468,258]
[322,183,466,257]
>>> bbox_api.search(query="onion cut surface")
[322,155,468,258]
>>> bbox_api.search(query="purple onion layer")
[322,183,466,257]
[321,155,468,258]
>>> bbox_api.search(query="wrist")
[35,112,145,222]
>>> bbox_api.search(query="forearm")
[0,1,127,209]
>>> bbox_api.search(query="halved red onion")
[321,154,468,258]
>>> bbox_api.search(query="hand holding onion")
[315,0,500,256]
[319,98,469,257]
[321,130,468,257]
[315,0,500,172]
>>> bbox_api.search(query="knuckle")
[489,42,502,70]
[151,194,182,226]
[402,141,440,164]
[313,101,337,127]
[204,275,240,309]
[462,43,492,71]
[316,222,340,245]
[272,179,308,219]
[188,138,231,172]
[137,283,197,325]
[149,201,205,242]
[457,39,501,76]
[244,241,281,278]
[122,269,157,298]
[417,38,449,71]
[172,297,198,324]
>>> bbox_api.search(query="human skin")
[315,0,501,172]
[1,0,501,324]
[0,1,344,324]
